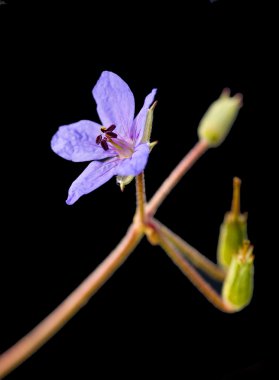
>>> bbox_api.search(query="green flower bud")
[198,89,243,147]
[217,178,248,268]
[222,241,254,311]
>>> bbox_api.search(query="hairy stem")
[0,225,143,379]
[153,219,226,282]
[135,172,146,225]
[146,140,209,217]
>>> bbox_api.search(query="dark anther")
[98,125,117,149]
[101,125,116,133]
[96,135,102,145]
[101,139,109,151]
[106,125,116,132]
[106,131,118,138]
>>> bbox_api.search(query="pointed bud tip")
[221,89,243,107]
[149,140,158,151]
[234,93,243,107]
[221,88,231,97]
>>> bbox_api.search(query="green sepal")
[217,212,248,268]
[117,101,157,192]
[142,100,157,143]
[116,175,134,192]
[222,241,254,311]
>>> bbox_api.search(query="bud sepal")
[217,178,248,268]
[198,89,243,147]
[222,241,254,311]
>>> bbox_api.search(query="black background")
[0,1,277,379]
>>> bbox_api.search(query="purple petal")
[116,143,150,177]
[51,120,115,162]
[66,158,120,205]
[130,89,157,143]
[92,71,135,137]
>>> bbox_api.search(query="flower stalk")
[135,172,146,226]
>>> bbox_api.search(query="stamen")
[101,138,109,151]
[101,125,116,133]
[96,135,103,145]
[106,131,118,138]
[106,125,116,132]
[98,124,133,156]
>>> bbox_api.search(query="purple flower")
[51,71,157,205]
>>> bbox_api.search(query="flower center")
[96,125,118,151]
[96,125,134,159]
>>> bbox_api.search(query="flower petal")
[116,143,150,177]
[130,89,157,143]
[92,71,135,137]
[66,158,119,205]
[51,120,115,162]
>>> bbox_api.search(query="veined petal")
[130,89,157,143]
[92,71,135,137]
[116,143,150,177]
[51,120,115,162]
[66,158,119,205]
